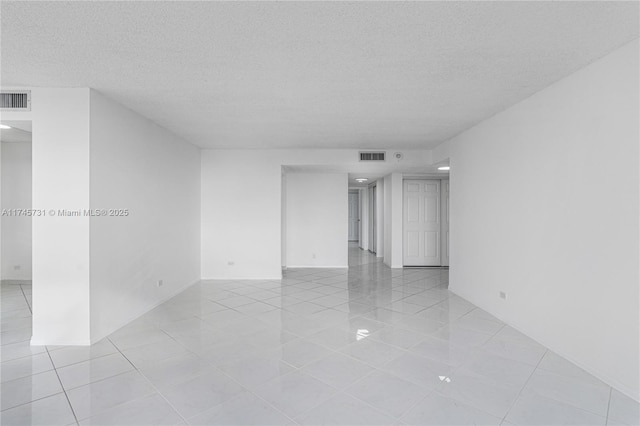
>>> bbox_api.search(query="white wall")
[383,173,403,268]
[201,149,431,278]
[359,188,369,251]
[201,150,283,279]
[1,141,32,280]
[286,172,348,268]
[89,90,201,342]
[31,88,91,345]
[1,88,201,345]
[434,40,639,400]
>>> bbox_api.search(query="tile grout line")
[10,266,626,426]
[500,348,549,423]
[605,386,613,425]
[19,284,32,314]
[106,336,192,426]
[110,325,300,426]
[156,288,383,425]
[45,346,80,425]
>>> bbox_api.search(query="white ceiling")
[0,121,32,143]
[1,2,638,149]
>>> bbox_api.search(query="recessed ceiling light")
[0,124,11,129]
[355,178,368,183]
[437,166,450,171]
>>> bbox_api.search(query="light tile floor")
[1,245,639,425]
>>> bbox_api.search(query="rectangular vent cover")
[1,91,31,111]
[359,151,386,161]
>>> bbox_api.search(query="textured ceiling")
[1,2,638,149]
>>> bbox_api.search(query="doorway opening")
[1,120,33,312]
[347,183,383,268]
[348,190,359,243]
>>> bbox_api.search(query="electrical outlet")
[500,291,507,300]
[157,280,163,287]
[228,261,235,266]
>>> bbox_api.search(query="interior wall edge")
[448,286,640,402]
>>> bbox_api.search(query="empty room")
[0,1,638,425]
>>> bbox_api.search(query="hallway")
[1,269,637,425]
[347,242,381,268]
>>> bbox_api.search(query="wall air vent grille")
[1,91,31,111]
[359,151,386,161]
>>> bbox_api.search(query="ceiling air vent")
[1,91,31,111]
[359,151,386,161]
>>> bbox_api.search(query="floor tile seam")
[0,389,69,413]
[105,336,191,425]
[0,311,33,321]
[121,370,189,425]
[52,352,141,391]
[10,285,31,315]
[280,301,334,314]
[0,349,49,365]
[108,331,192,353]
[0,339,34,351]
[242,292,282,303]
[298,339,369,365]
[393,387,445,422]
[391,294,443,310]
[484,319,509,337]
[0,322,34,334]
[513,384,611,423]
[186,380,302,426]
[0,323,32,337]
[201,361,339,424]
[0,362,57,384]
[518,377,613,419]
[193,301,270,324]
[48,348,125,371]
[534,365,616,392]
[414,388,506,424]
[605,386,613,424]
[385,342,467,380]
[272,376,343,422]
[293,389,398,424]
[45,346,80,424]
[363,328,427,351]
[377,360,458,395]
[338,369,436,420]
[312,355,384,391]
[500,348,549,423]
[0,296,31,304]
[0,357,67,389]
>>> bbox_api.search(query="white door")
[441,180,449,267]
[403,180,441,266]
[348,192,359,241]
